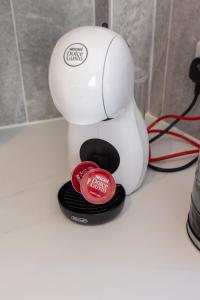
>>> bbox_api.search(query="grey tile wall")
[0,0,94,127]
[0,0,26,126]
[2,0,199,139]
[0,0,154,126]
[112,0,155,114]
[95,0,109,27]
[150,0,200,139]
[12,0,94,122]
[112,0,154,71]
[163,0,200,138]
[150,0,171,117]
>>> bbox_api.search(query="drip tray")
[58,181,126,225]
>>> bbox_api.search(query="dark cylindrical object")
[187,155,200,250]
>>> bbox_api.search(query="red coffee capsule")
[71,161,99,193]
[80,168,116,205]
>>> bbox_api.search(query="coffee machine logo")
[71,216,88,224]
[64,43,88,67]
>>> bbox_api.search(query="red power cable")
[150,149,199,163]
[148,115,200,163]
[148,129,200,148]
[148,114,200,131]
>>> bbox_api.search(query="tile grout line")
[161,0,174,116]
[108,0,113,29]
[93,0,96,25]
[9,0,29,123]
[147,0,157,114]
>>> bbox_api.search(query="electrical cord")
[148,114,200,171]
[149,57,200,144]
[148,113,200,172]
[149,129,200,149]
[150,150,199,163]
[149,86,200,144]
[149,129,200,162]
[148,114,200,131]
[148,157,198,173]
[148,63,200,173]
[148,115,200,173]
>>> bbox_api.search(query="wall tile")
[112,0,154,114]
[95,0,109,27]
[150,0,171,117]
[12,0,94,121]
[112,0,154,71]
[163,0,200,138]
[0,0,26,126]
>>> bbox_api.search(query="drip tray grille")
[58,181,125,225]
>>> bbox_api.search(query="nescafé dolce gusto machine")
[49,26,149,224]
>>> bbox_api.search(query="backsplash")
[0,0,94,127]
[111,0,155,116]
[1,0,200,139]
[95,0,109,27]
[150,0,200,139]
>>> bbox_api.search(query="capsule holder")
[58,181,125,225]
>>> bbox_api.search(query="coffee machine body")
[49,26,149,195]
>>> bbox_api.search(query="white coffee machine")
[49,26,149,195]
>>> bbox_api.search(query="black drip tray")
[58,181,126,225]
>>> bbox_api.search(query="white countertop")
[0,118,200,300]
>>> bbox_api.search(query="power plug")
[189,57,200,85]
[189,42,200,86]
[195,41,200,57]
[188,42,200,85]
